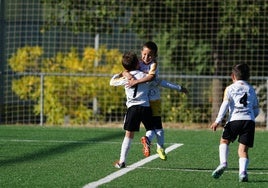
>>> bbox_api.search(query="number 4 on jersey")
[239,93,247,107]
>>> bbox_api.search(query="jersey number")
[133,85,138,98]
[239,93,247,107]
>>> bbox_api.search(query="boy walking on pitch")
[210,63,259,182]
[110,51,154,168]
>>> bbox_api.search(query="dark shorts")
[123,105,154,132]
[222,120,255,147]
[149,100,163,129]
[152,116,163,129]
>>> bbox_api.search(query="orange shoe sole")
[141,136,150,157]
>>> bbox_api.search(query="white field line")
[83,143,183,188]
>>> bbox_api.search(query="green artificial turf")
[0,125,267,188]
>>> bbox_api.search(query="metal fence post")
[0,0,6,110]
[40,73,44,126]
[267,79,268,130]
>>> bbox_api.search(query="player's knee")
[220,139,229,145]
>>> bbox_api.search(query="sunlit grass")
[0,125,267,188]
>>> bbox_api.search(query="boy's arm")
[122,70,133,80]
[210,100,229,131]
[160,79,188,94]
[127,61,157,86]
[215,100,229,123]
[128,74,154,86]
[128,62,157,87]
[210,88,229,131]
[109,73,128,86]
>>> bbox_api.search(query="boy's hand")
[122,70,133,80]
[181,86,188,94]
[210,122,219,131]
[127,79,138,87]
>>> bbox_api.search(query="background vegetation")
[2,0,267,126]
[9,46,124,124]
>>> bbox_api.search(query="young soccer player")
[210,63,259,182]
[124,41,188,160]
[110,51,154,168]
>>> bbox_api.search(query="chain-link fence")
[0,0,267,128]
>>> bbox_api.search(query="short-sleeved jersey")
[139,60,158,76]
[139,60,161,101]
[215,80,259,123]
[110,70,151,108]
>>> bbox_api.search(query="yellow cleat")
[157,148,167,160]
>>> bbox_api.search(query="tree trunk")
[211,79,222,122]
[211,52,222,122]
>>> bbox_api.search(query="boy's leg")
[141,106,154,157]
[150,115,164,149]
[238,144,249,182]
[115,131,134,168]
[212,139,229,179]
[219,142,229,166]
[141,129,156,157]
[149,99,167,160]
[237,120,254,182]
[155,128,167,160]
[151,115,167,160]
[145,129,155,141]
[141,135,151,157]
[155,128,164,149]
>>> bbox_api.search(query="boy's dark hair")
[232,63,250,81]
[122,51,139,71]
[143,41,158,57]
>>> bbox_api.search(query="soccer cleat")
[114,161,126,169]
[157,148,167,160]
[141,136,150,157]
[239,172,248,182]
[212,164,227,179]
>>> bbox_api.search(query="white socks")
[146,129,165,149]
[146,130,155,142]
[219,144,249,174]
[155,129,164,149]
[119,136,132,163]
[239,157,249,174]
[219,143,229,166]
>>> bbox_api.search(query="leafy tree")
[41,0,125,34]
[40,0,268,76]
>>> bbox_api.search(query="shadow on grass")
[153,167,268,175]
[249,180,268,183]
[0,131,123,167]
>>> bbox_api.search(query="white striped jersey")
[215,80,259,124]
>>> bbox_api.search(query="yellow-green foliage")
[9,46,124,125]
[9,46,43,72]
